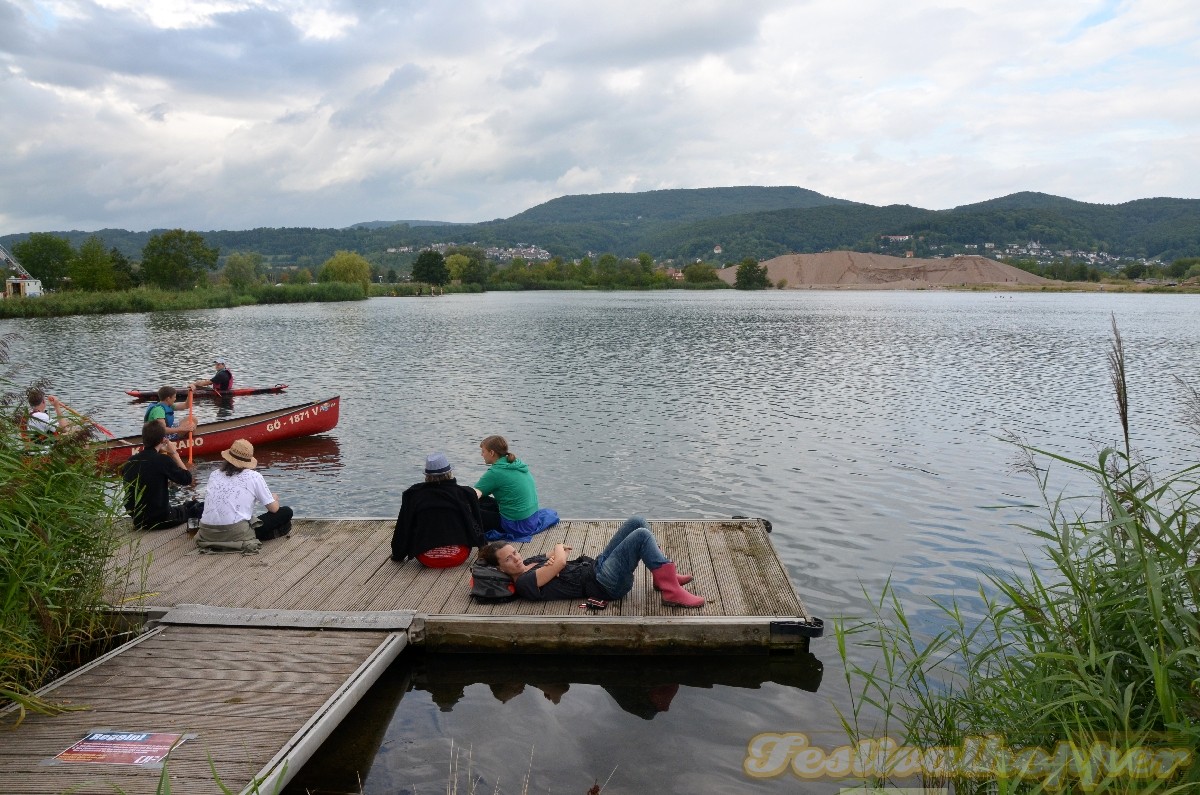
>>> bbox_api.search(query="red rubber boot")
[651,563,704,608]
[653,570,694,589]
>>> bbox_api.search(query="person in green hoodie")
[474,434,559,542]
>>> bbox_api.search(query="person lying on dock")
[477,516,704,608]
[392,452,485,567]
[191,356,232,392]
[143,386,197,433]
[122,421,203,532]
[196,439,292,551]
[473,434,558,541]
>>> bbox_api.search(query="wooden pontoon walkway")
[0,611,410,795]
[108,517,821,652]
[2,518,818,794]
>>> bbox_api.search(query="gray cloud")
[1,0,1197,232]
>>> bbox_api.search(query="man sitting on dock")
[143,386,197,433]
[392,452,485,567]
[122,422,203,531]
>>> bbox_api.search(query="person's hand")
[47,395,62,407]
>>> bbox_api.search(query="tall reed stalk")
[835,319,1200,793]
[0,339,135,722]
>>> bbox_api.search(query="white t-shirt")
[201,468,274,525]
[27,410,55,435]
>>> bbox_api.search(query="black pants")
[135,499,204,532]
[255,506,294,540]
[478,495,501,533]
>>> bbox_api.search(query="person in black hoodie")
[122,422,203,531]
[391,452,484,567]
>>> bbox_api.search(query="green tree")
[318,251,370,290]
[1167,257,1198,279]
[1122,262,1147,280]
[109,247,138,290]
[462,259,492,285]
[683,262,718,283]
[12,233,75,290]
[734,257,770,289]
[68,236,117,291]
[444,253,470,282]
[141,229,219,290]
[412,250,449,286]
[222,252,265,289]
[294,267,313,284]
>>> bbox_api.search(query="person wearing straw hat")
[391,452,485,567]
[196,439,292,551]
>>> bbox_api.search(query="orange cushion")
[417,545,470,568]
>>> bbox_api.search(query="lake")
[4,290,1197,793]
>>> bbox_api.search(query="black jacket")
[122,448,194,530]
[391,479,485,561]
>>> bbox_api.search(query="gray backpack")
[469,561,517,601]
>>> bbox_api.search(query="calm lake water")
[4,290,1198,793]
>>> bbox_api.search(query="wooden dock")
[107,517,821,653]
[1,518,818,794]
[0,610,411,795]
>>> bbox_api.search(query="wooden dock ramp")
[109,517,822,653]
[0,609,412,795]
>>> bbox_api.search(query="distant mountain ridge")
[507,185,857,224]
[3,187,1197,264]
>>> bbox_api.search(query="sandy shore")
[715,251,1051,289]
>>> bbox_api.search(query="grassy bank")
[1,366,138,722]
[834,319,1200,793]
[368,282,485,297]
[0,282,366,319]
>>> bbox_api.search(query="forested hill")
[505,185,857,223]
[3,188,1198,264]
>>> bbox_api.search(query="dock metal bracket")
[770,617,824,638]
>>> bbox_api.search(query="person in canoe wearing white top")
[196,439,292,550]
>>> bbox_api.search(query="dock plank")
[0,623,405,795]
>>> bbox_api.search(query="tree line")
[4,231,758,294]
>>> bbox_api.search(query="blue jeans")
[594,516,669,598]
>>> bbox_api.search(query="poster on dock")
[51,730,191,768]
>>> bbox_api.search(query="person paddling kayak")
[192,357,233,393]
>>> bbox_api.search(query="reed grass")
[0,354,136,722]
[835,317,1200,793]
[0,283,365,318]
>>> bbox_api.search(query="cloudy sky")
[2,0,1197,233]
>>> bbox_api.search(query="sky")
[1,0,1198,233]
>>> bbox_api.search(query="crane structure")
[0,242,44,297]
[0,243,34,279]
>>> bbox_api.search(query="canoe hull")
[98,396,340,465]
[126,385,288,400]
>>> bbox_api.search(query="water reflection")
[285,650,824,794]
[412,651,824,718]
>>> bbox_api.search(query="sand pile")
[715,251,1050,289]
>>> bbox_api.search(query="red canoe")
[97,396,340,465]
[125,384,288,400]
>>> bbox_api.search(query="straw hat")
[221,438,257,469]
